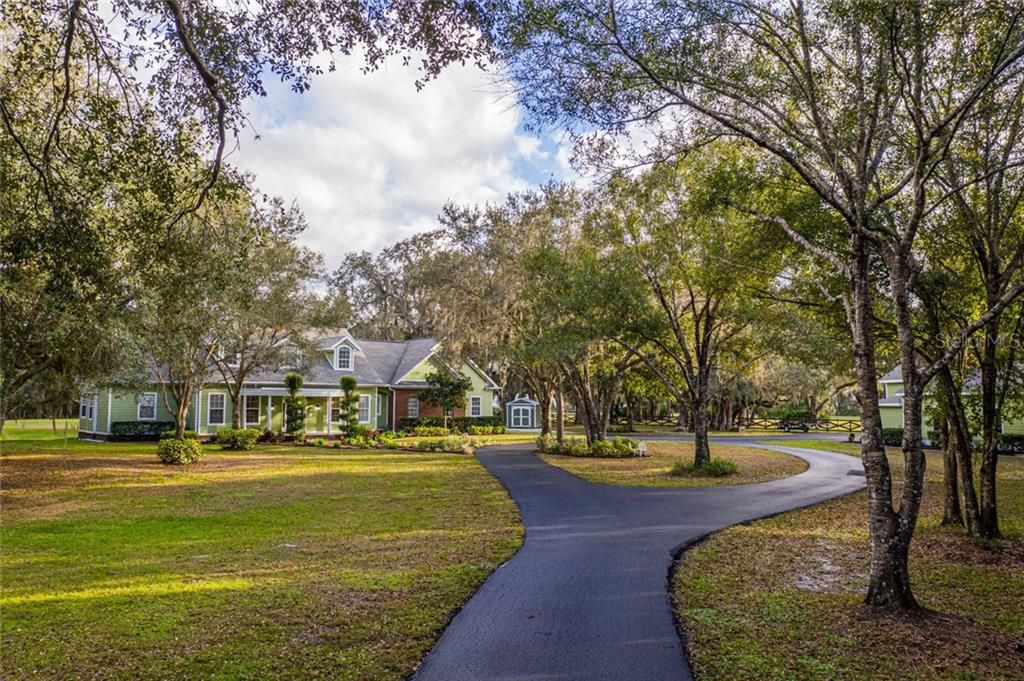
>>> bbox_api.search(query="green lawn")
[1,426,522,680]
[674,445,1024,680]
[1,418,78,441]
[539,441,808,487]
[392,432,539,448]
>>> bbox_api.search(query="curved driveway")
[414,438,864,681]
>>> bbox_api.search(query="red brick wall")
[393,389,465,422]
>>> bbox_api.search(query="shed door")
[511,405,532,428]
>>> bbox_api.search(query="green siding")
[197,389,234,435]
[400,357,438,383]
[883,382,903,399]
[270,396,285,432]
[400,358,495,418]
[1004,420,1024,435]
[879,405,903,430]
[376,390,389,428]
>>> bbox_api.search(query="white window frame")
[80,395,94,419]
[137,392,158,421]
[407,396,419,418]
[511,405,531,429]
[470,395,482,417]
[208,392,227,426]
[358,394,371,423]
[376,394,382,417]
[244,395,260,427]
[336,345,353,371]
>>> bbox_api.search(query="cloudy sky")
[231,54,574,270]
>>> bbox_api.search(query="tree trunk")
[175,397,191,440]
[538,385,553,436]
[941,417,963,527]
[692,374,711,467]
[626,396,635,432]
[555,385,565,442]
[978,309,1001,538]
[937,365,981,534]
[854,237,917,610]
[676,401,687,431]
[231,389,243,429]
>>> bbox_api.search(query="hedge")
[398,415,504,432]
[881,428,904,447]
[997,434,1024,454]
[110,421,176,441]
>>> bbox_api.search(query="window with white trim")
[336,345,352,370]
[79,394,94,419]
[329,397,341,425]
[407,396,419,418]
[376,394,382,417]
[137,392,157,421]
[208,393,226,425]
[244,396,260,425]
[358,394,370,423]
[470,395,482,417]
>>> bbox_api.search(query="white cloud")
[232,54,568,270]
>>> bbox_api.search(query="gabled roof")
[389,338,440,384]
[880,366,904,383]
[246,334,444,388]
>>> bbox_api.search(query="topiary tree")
[338,375,360,436]
[284,371,306,436]
[419,370,472,430]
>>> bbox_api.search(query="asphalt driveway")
[413,438,865,681]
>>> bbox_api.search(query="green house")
[877,366,1024,440]
[78,332,500,440]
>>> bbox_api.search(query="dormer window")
[336,345,353,371]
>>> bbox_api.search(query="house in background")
[78,331,500,440]
[877,366,1024,437]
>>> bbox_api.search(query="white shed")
[505,396,540,430]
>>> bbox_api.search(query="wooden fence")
[738,417,861,433]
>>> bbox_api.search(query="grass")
[674,444,1024,681]
[391,432,539,448]
[0,423,522,680]
[538,441,808,487]
[1,418,78,441]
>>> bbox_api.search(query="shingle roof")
[247,335,439,387]
[880,366,904,382]
[390,338,439,383]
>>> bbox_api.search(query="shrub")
[311,438,326,447]
[111,421,176,442]
[332,441,343,449]
[293,431,306,444]
[882,428,904,447]
[415,436,474,454]
[925,430,944,449]
[157,437,203,465]
[284,372,306,434]
[214,428,261,451]
[159,429,198,440]
[669,457,739,477]
[997,434,1024,454]
[398,416,504,432]
[414,426,451,437]
[536,434,555,453]
[589,439,618,457]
